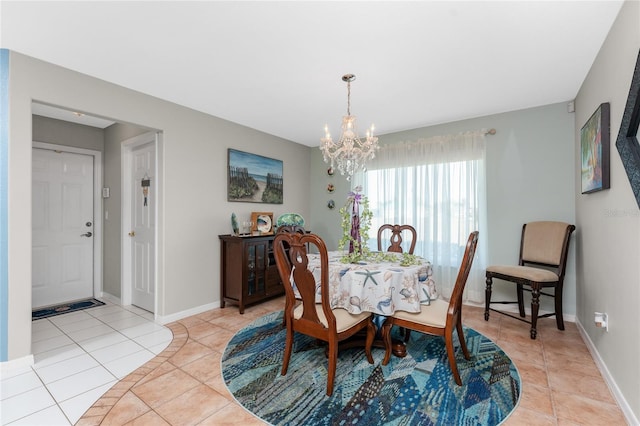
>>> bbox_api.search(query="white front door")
[32,148,94,308]
[129,141,155,312]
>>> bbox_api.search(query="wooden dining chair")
[381,231,479,386]
[276,225,306,234]
[485,221,575,339]
[273,231,375,396]
[377,224,417,254]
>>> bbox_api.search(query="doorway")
[122,132,159,313]
[31,143,103,308]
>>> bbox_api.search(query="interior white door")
[129,142,155,312]
[32,148,94,308]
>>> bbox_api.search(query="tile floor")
[2,297,630,425]
[1,300,173,425]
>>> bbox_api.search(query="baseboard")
[155,301,221,325]
[576,318,638,426]
[98,292,221,325]
[465,301,576,323]
[98,292,121,305]
[0,354,34,378]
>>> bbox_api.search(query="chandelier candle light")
[320,74,379,180]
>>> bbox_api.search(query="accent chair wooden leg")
[554,285,565,331]
[517,283,526,317]
[484,275,492,321]
[530,285,540,339]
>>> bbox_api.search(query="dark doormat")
[32,298,106,320]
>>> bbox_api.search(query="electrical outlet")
[595,312,608,331]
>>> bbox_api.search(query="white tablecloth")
[305,251,437,316]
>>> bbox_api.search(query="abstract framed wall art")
[581,102,610,194]
[228,149,283,204]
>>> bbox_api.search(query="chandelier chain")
[346,80,351,116]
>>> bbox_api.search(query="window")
[359,131,487,302]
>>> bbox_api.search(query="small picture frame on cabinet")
[251,212,274,235]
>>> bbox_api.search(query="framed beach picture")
[581,102,610,194]
[228,149,283,204]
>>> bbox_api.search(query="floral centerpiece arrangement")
[338,186,423,267]
[338,186,372,263]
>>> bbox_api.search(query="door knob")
[80,232,93,237]
[128,231,136,237]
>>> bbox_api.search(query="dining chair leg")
[484,276,492,321]
[445,334,462,386]
[456,319,470,361]
[326,341,338,396]
[365,319,375,364]
[381,319,393,366]
[281,326,294,375]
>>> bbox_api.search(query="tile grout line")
[14,302,170,424]
[76,322,185,425]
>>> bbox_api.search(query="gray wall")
[33,115,104,151]
[6,51,311,360]
[311,102,576,316]
[574,0,640,420]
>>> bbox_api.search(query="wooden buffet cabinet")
[218,234,284,313]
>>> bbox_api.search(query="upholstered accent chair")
[485,221,575,339]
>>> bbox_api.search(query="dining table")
[303,250,438,357]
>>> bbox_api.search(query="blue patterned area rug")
[32,298,105,320]
[222,311,521,426]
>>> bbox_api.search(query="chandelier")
[320,74,379,180]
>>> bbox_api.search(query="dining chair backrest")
[276,225,306,234]
[448,231,480,322]
[377,224,417,254]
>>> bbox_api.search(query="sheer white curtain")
[358,130,487,303]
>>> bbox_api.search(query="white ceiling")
[1,1,624,147]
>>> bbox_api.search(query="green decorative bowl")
[276,213,305,228]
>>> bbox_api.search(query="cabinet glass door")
[247,241,267,296]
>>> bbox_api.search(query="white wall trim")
[99,291,121,306]
[120,132,159,314]
[32,141,103,301]
[576,318,638,426]
[155,301,221,325]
